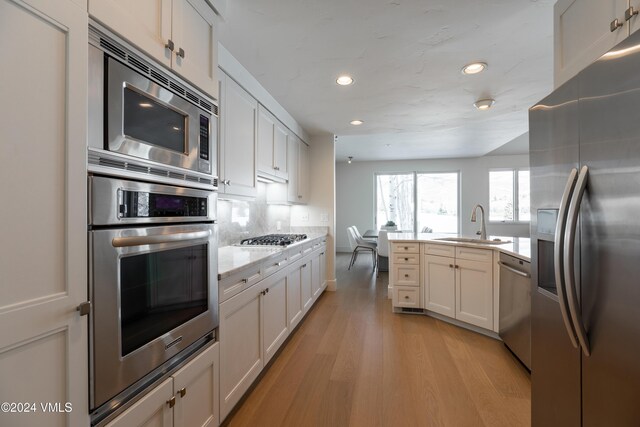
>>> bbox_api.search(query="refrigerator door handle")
[564,165,591,356]
[554,168,580,348]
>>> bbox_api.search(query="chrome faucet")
[470,204,487,240]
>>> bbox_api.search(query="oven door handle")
[112,230,212,248]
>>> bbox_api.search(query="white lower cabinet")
[107,342,220,427]
[286,264,304,330]
[455,258,494,330]
[422,245,494,330]
[311,252,322,299]
[319,248,327,291]
[219,283,263,419]
[300,260,313,312]
[424,254,456,317]
[262,270,289,365]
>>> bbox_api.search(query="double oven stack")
[87,24,219,424]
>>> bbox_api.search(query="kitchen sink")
[434,237,511,245]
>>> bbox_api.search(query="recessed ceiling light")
[139,103,153,108]
[474,99,495,110]
[336,75,354,86]
[462,62,487,75]
[350,119,364,125]
[348,156,353,164]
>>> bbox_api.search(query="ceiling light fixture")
[462,62,487,75]
[350,119,364,126]
[348,156,353,164]
[474,98,495,110]
[336,75,354,86]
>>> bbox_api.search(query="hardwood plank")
[222,254,531,427]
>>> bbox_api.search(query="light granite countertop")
[387,232,531,261]
[218,232,328,279]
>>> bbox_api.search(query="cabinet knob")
[178,387,186,398]
[404,295,409,299]
[167,396,176,408]
[404,246,408,250]
[626,6,639,21]
[404,274,409,278]
[404,258,409,261]
[76,301,91,316]
[610,18,624,32]
[449,264,454,268]
[165,39,175,52]
[177,47,185,59]
[241,278,248,283]
[455,265,460,269]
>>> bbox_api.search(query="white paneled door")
[0,0,88,426]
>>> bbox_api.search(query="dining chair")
[347,226,377,270]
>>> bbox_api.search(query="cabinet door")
[274,122,289,180]
[262,272,289,365]
[0,1,89,426]
[219,72,257,198]
[455,258,493,329]
[219,285,262,419]
[554,0,628,87]
[424,255,455,317]
[171,0,218,98]
[311,253,322,299]
[301,261,313,313]
[286,266,304,330]
[106,378,173,427]
[297,141,310,203]
[257,105,275,175]
[319,248,327,291]
[173,342,219,427]
[287,136,300,203]
[89,0,172,67]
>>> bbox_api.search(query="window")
[375,173,414,232]
[417,173,459,233]
[375,172,459,233]
[489,169,530,222]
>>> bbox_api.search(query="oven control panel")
[119,190,208,218]
[199,115,209,161]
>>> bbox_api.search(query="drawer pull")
[449,264,454,268]
[167,396,175,408]
[404,295,410,299]
[455,265,460,269]
[178,387,186,398]
[404,246,409,250]
[610,18,623,32]
[404,274,409,278]
[241,278,248,283]
[404,257,409,261]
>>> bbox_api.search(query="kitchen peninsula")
[388,233,530,335]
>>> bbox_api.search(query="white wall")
[336,154,530,252]
[291,133,337,290]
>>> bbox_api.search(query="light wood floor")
[222,253,531,427]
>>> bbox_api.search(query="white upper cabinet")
[218,71,258,199]
[554,0,633,87]
[286,136,300,203]
[0,0,89,425]
[257,105,288,181]
[90,0,219,99]
[297,140,310,204]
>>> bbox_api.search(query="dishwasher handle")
[498,261,531,278]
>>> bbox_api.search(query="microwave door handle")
[564,165,591,356]
[112,230,211,248]
[555,167,580,349]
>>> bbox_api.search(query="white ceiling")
[218,0,554,161]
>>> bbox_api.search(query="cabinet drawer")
[455,246,493,263]
[395,286,421,308]
[392,243,420,254]
[394,265,420,287]
[394,254,419,265]
[261,253,288,278]
[219,265,262,303]
[423,243,456,257]
[287,247,303,263]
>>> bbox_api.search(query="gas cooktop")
[240,234,307,247]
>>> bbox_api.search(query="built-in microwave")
[88,26,217,181]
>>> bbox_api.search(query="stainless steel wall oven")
[86,24,219,425]
[89,176,218,421]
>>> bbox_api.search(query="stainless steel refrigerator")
[529,30,640,426]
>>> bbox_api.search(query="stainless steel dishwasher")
[498,252,531,370]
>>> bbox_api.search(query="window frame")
[374,170,461,233]
[488,167,530,224]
